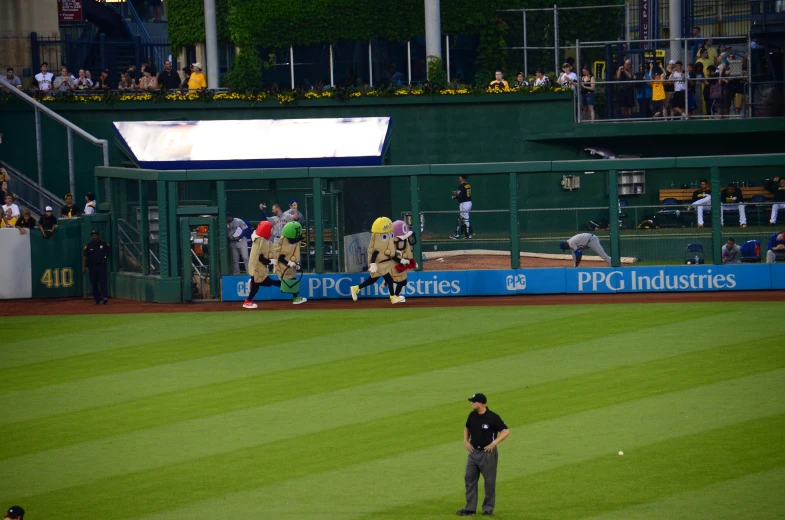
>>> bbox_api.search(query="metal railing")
[111,0,166,73]
[0,160,65,217]
[0,77,109,209]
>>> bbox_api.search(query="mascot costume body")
[350,217,402,304]
[243,221,281,309]
[274,221,307,305]
[388,220,417,303]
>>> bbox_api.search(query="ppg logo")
[506,274,526,291]
[237,280,250,297]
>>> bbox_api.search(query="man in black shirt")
[38,206,58,239]
[457,393,510,517]
[158,60,181,90]
[719,184,746,228]
[690,179,712,228]
[15,210,36,235]
[450,175,473,240]
[61,193,82,217]
[83,230,110,304]
[92,69,112,91]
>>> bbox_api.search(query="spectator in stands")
[138,65,159,90]
[722,238,741,264]
[533,69,551,88]
[4,505,24,519]
[635,63,652,118]
[716,52,730,76]
[226,211,249,275]
[691,179,712,228]
[691,27,702,59]
[579,66,595,121]
[662,60,676,118]
[390,64,404,87]
[127,64,140,81]
[693,63,706,115]
[84,192,97,215]
[489,70,509,89]
[1,167,10,184]
[34,62,53,92]
[0,181,10,202]
[615,60,634,117]
[671,61,687,118]
[558,63,577,90]
[188,63,207,90]
[685,63,698,116]
[2,194,20,218]
[703,38,718,65]
[696,49,712,79]
[158,60,181,90]
[1,208,17,229]
[61,193,82,217]
[3,67,23,92]
[513,72,528,89]
[649,68,665,118]
[148,0,163,22]
[92,69,112,91]
[766,231,785,263]
[74,69,93,91]
[54,67,75,93]
[15,210,36,235]
[720,184,746,227]
[706,65,721,115]
[117,73,137,92]
[180,66,191,91]
[766,176,785,225]
[38,206,57,238]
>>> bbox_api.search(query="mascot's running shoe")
[293,297,307,305]
[242,300,257,309]
[350,285,360,301]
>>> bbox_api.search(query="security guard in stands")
[83,230,110,304]
[457,393,510,517]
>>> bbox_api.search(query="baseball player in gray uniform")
[559,233,612,267]
[226,212,249,275]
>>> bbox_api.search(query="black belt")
[473,445,488,450]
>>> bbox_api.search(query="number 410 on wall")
[41,268,74,288]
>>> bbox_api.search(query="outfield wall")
[221,264,785,301]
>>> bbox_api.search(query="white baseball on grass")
[618,451,624,456]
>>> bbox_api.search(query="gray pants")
[230,239,249,275]
[465,449,498,514]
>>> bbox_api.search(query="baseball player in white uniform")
[559,233,612,267]
[226,211,249,275]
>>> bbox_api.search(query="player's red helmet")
[256,221,272,239]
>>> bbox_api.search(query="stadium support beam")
[204,0,220,88]
[608,170,621,267]
[313,177,324,273]
[410,175,423,271]
[217,180,228,276]
[509,172,520,269]
[157,181,169,278]
[710,166,722,265]
[424,0,442,76]
[669,0,682,63]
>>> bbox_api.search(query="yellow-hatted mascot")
[350,216,403,304]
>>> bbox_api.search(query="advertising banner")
[223,264,781,301]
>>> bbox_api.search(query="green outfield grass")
[1,302,784,519]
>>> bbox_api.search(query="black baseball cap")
[468,393,487,404]
[6,505,25,519]
[90,230,98,235]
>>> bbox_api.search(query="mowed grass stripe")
[4,331,780,506]
[0,306,588,423]
[136,371,785,520]
[584,467,785,520]
[0,311,428,392]
[365,414,785,520]
[0,313,584,459]
[0,313,305,369]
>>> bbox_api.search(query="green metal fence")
[94,153,785,299]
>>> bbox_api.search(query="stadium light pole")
[669,0,682,63]
[424,0,442,78]
[204,0,220,89]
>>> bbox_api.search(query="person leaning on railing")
[118,73,137,92]
[138,65,159,91]
[188,63,207,90]
[92,69,112,91]
[14,210,36,235]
